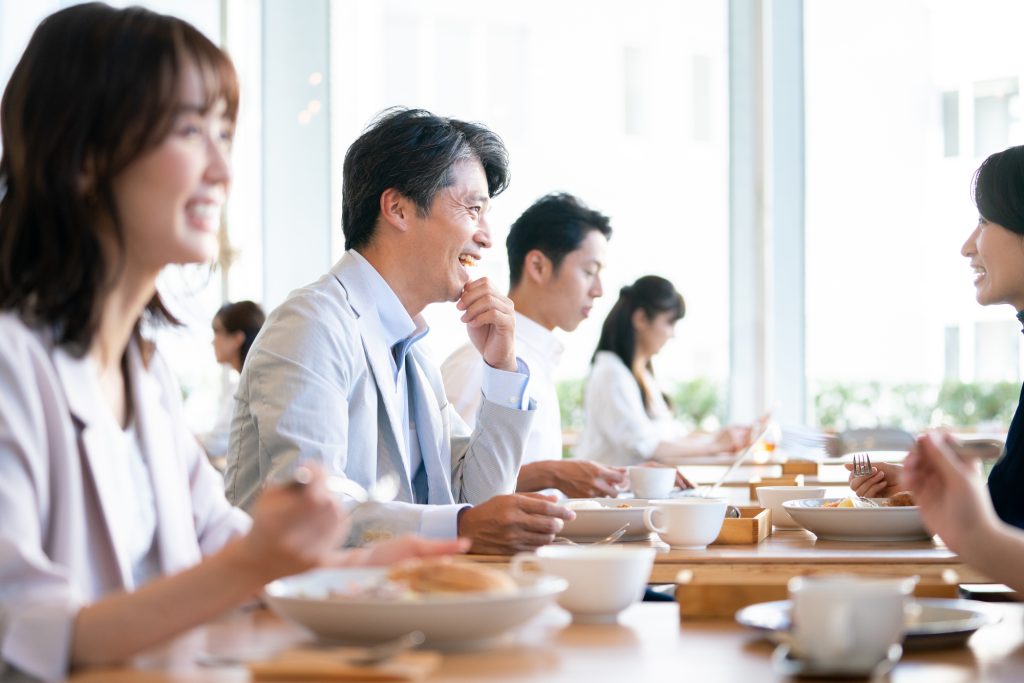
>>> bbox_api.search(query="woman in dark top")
[849,144,1024,528]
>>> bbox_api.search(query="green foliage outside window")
[557,377,1019,433]
[812,380,1018,431]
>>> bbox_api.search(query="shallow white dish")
[736,598,1001,650]
[772,642,901,678]
[560,498,654,541]
[264,567,566,645]
[782,498,932,541]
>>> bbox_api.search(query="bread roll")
[387,557,517,594]
[884,491,916,507]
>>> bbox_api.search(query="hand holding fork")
[846,452,904,499]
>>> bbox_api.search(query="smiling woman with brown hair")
[0,5,462,680]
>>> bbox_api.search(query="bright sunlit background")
[0,0,1020,438]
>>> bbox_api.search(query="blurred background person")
[577,275,750,466]
[443,193,627,498]
[197,300,264,462]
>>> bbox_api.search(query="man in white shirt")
[225,109,573,553]
[442,193,627,498]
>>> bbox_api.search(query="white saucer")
[736,597,1000,650]
[772,643,902,678]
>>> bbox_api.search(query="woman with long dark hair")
[853,145,1024,531]
[576,275,747,465]
[199,300,265,458]
[0,6,461,680]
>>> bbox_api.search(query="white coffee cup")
[628,466,676,499]
[756,485,827,529]
[788,574,916,669]
[642,499,727,549]
[510,546,655,623]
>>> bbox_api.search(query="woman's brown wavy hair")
[0,2,238,356]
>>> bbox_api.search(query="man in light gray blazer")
[225,108,574,553]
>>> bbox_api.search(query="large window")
[330,0,732,427]
[804,0,1024,431]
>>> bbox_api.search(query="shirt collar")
[515,312,564,363]
[348,249,429,374]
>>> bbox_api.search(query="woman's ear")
[229,330,245,351]
[631,308,648,331]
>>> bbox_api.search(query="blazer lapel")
[51,347,132,588]
[333,255,412,495]
[408,350,453,504]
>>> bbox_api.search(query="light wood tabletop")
[464,529,992,584]
[462,529,992,616]
[66,601,1024,683]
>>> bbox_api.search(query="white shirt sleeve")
[578,354,662,465]
[480,358,530,411]
[417,503,470,538]
[442,346,531,420]
[440,344,485,428]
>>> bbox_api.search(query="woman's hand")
[717,425,754,453]
[903,432,995,554]
[232,465,350,582]
[844,461,905,498]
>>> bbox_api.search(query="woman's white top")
[575,351,685,466]
[104,417,160,588]
[198,378,238,458]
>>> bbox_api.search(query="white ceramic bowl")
[642,499,728,549]
[560,498,654,541]
[264,567,566,644]
[783,498,933,541]
[756,486,827,529]
[512,546,655,622]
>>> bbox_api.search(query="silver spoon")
[345,630,425,666]
[553,523,630,546]
[196,630,425,668]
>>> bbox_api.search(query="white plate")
[736,598,1001,650]
[560,498,654,541]
[264,567,566,645]
[782,498,932,541]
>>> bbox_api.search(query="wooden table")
[68,602,1024,682]
[467,529,990,583]
[672,451,910,492]
[465,529,992,616]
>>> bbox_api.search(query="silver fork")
[553,523,630,546]
[848,453,881,508]
[851,452,873,478]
